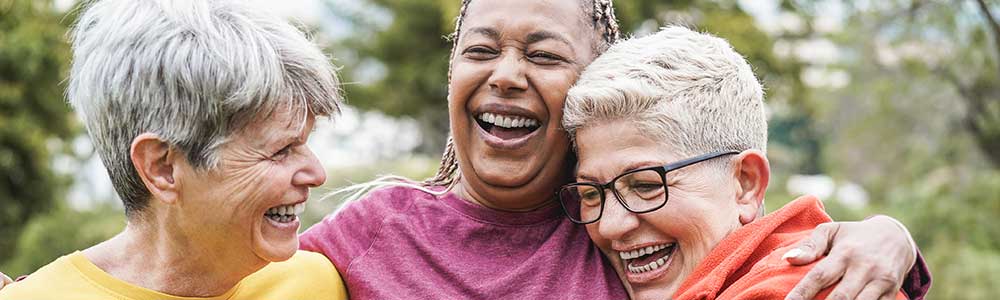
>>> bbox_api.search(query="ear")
[733,150,770,225]
[130,133,180,205]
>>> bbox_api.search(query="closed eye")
[271,144,293,160]
[527,51,564,65]
[463,46,499,60]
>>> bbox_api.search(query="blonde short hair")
[563,26,766,158]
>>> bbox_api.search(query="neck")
[454,178,557,212]
[83,220,267,297]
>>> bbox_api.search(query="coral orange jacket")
[673,196,908,300]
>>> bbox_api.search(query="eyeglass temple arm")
[661,150,741,172]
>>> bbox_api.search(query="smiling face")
[448,0,598,210]
[575,120,747,300]
[174,106,326,264]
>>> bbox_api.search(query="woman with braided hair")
[299,0,929,299]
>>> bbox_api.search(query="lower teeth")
[627,248,674,273]
[266,214,296,223]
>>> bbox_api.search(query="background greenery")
[1,0,997,298]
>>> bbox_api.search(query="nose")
[293,145,327,188]
[596,193,640,241]
[487,51,528,95]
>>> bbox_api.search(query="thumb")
[784,222,839,265]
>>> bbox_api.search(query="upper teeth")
[478,112,539,129]
[267,202,305,216]
[619,243,672,260]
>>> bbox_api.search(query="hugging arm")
[784,215,930,300]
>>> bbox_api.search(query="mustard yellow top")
[0,250,347,300]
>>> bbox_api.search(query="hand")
[783,215,917,300]
[0,271,12,290]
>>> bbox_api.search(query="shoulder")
[304,184,434,234]
[260,250,337,273]
[240,251,347,300]
[299,185,437,273]
[0,254,99,299]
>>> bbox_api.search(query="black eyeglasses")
[556,151,739,224]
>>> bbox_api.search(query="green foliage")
[1,205,124,277]
[326,0,454,153]
[0,0,75,263]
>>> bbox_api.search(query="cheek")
[448,61,487,105]
[586,223,608,247]
[657,194,734,250]
[218,163,281,214]
[536,70,577,112]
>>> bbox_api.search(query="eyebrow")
[463,27,572,47]
[463,26,501,41]
[576,160,664,183]
[525,30,572,46]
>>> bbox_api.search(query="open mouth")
[264,202,305,224]
[620,243,676,274]
[475,112,541,140]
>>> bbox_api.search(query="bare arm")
[783,215,920,300]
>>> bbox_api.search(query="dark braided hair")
[423,0,622,188]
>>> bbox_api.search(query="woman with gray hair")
[300,0,929,299]
[560,26,915,300]
[0,0,347,298]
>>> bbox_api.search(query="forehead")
[236,105,313,146]
[462,0,593,45]
[575,120,683,180]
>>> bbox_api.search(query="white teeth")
[477,112,539,129]
[625,249,673,274]
[617,243,676,260]
[266,203,305,216]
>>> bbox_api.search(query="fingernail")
[782,248,803,260]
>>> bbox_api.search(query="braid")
[422,0,473,188]
[591,0,622,49]
[424,0,621,188]
[423,136,460,186]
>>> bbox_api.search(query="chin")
[473,161,538,187]
[253,239,299,262]
[633,284,680,300]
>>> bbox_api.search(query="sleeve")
[720,246,910,300]
[303,252,350,300]
[901,249,932,300]
[299,193,390,278]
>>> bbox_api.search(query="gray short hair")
[68,0,342,216]
[564,26,766,160]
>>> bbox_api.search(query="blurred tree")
[324,0,819,171]
[2,206,124,276]
[0,0,75,263]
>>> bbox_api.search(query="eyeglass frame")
[556,150,740,224]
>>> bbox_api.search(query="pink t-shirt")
[299,186,627,299]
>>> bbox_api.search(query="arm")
[783,215,928,300]
[721,244,908,300]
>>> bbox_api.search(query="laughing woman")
[560,26,916,300]
[300,0,928,299]
[0,0,346,299]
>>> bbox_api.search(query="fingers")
[785,222,841,265]
[853,273,900,300]
[785,254,847,300]
[824,265,875,300]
